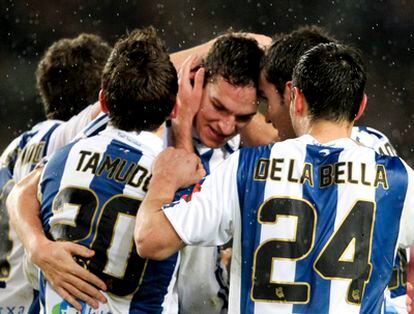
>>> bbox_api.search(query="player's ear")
[354,93,367,121]
[169,97,181,119]
[293,87,306,116]
[99,89,109,113]
[284,81,293,106]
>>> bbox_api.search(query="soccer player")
[10,27,179,312]
[7,32,271,312]
[0,33,111,312]
[167,34,269,314]
[135,42,414,313]
[260,25,407,313]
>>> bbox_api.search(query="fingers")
[62,280,100,309]
[196,160,206,179]
[71,264,107,291]
[193,67,205,98]
[45,263,107,310]
[178,55,196,86]
[55,286,83,311]
[178,54,202,86]
[66,241,95,258]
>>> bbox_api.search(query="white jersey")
[63,115,236,314]
[174,131,239,314]
[163,134,414,314]
[352,126,407,314]
[0,104,95,313]
[39,127,179,313]
[351,126,397,157]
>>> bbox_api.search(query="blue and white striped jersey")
[174,132,239,314]
[72,112,109,141]
[0,119,64,313]
[352,126,408,314]
[0,104,96,313]
[351,126,397,157]
[76,115,236,314]
[39,126,179,313]
[164,134,414,314]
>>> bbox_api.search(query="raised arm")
[6,167,107,310]
[170,32,271,70]
[135,148,205,260]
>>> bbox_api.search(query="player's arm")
[136,148,238,260]
[170,39,215,70]
[135,148,205,260]
[6,167,107,311]
[170,32,271,70]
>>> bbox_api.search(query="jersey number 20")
[51,186,145,296]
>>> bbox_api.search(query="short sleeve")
[163,151,241,246]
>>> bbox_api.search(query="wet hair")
[36,33,111,121]
[101,26,177,132]
[293,42,366,122]
[203,33,263,89]
[263,25,336,94]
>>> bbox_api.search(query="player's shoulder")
[73,112,109,141]
[0,135,22,168]
[70,127,162,162]
[352,125,397,156]
[21,119,63,145]
[352,125,390,141]
[351,125,391,147]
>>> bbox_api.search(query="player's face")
[194,76,257,148]
[260,72,296,140]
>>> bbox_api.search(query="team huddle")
[0,25,411,314]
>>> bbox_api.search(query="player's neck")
[307,119,353,144]
[153,123,165,140]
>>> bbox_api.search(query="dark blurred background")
[1,0,414,164]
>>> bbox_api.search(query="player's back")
[39,126,178,313]
[234,134,411,314]
[0,119,63,312]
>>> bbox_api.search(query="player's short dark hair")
[101,26,177,132]
[203,33,263,89]
[36,34,111,121]
[263,25,336,94]
[293,42,366,122]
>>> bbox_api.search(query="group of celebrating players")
[0,24,412,314]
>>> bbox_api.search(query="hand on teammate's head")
[176,55,205,125]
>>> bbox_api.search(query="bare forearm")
[170,39,214,70]
[171,120,194,153]
[6,168,48,261]
[135,176,183,260]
